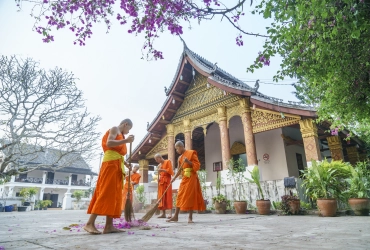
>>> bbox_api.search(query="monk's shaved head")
[175,141,184,147]
[154,153,162,159]
[120,118,133,127]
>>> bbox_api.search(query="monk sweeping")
[84,119,134,234]
[121,165,141,211]
[167,141,205,223]
[154,153,174,219]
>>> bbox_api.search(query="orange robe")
[176,150,205,211]
[157,160,174,210]
[121,172,141,210]
[87,130,126,218]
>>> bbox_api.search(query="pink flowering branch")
[16,0,269,60]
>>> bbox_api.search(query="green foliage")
[272,201,282,210]
[227,158,247,201]
[281,193,300,215]
[301,160,351,202]
[27,187,38,197]
[40,200,52,208]
[34,200,40,209]
[249,0,370,136]
[19,187,38,201]
[345,161,370,198]
[136,184,146,203]
[72,190,84,202]
[212,194,228,203]
[300,201,312,210]
[216,173,223,196]
[197,169,208,199]
[247,166,265,200]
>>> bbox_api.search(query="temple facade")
[131,43,366,187]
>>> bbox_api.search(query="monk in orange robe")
[84,119,134,234]
[121,165,141,211]
[167,141,205,223]
[154,153,174,219]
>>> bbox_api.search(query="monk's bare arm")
[106,126,134,147]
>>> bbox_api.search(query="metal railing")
[71,181,91,186]
[14,177,43,184]
[45,179,68,185]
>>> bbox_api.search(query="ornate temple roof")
[131,42,317,162]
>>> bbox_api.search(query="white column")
[10,175,15,183]
[7,186,14,198]
[62,189,72,210]
[68,174,72,186]
[39,188,45,201]
[42,171,47,184]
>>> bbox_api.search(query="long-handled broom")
[141,160,185,222]
[124,142,134,222]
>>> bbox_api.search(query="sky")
[0,1,299,172]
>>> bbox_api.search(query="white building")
[0,148,97,209]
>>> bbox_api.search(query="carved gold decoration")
[217,106,227,122]
[327,136,343,150]
[172,74,241,123]
[173,124,184,136]
[251,108,301,133]
[299,119,318,138]
[239,98,251,112]
[190,111,218,132]
[146,136,168,159]
[230,141,246,155]
[138,159,149,171]
[346,146,359,165]
[183,119,191,132]
[281,134,296,143]
[166,124,175,136]
[226,104,243,127]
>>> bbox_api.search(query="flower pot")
[317,199,337,217]
[348,198,370,216]
[23,202,31,206]
[0,206,4,212]
[18,206,28,212]
[214,201,227,214]
[288,199,301,215]
[43,207,47,210]
[34,208,39,211]
[134,202,144,212]
[234,201,247,214]
[5,205,13,212]
[256,200,271,215]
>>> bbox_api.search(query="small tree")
[247,166,265,200]
[227,158,247,201]
[73,190,84,203]
[0,55,100,178]
[135,185,146,204]
[197,169,208,200]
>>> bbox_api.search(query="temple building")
[131,43,367,186]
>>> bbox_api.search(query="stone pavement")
[1,210,370,250]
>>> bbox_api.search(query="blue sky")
[0,1,298,171]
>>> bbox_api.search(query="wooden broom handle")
[127,142,132,197]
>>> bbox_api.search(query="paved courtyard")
[1,210,370,250]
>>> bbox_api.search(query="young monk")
[121,165,141,211]
[84,119,134,234]
[167,141,205,223]
[154,153,174,219]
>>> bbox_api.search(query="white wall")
[204,123,222,184]
[228,116,245,146]
[282,127,307,177]
[255,128,289,181]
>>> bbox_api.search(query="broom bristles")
[124,198,134,222]
[141,203,159,222]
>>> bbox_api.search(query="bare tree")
[0,55,101,178]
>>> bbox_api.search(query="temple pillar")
[217,106,231,170]
[239,98,258,166]
[299,119,322,164]
[327,136,344,161]
[138,159,149,183]
[184,119,192,150]
[166,124,176,167]
[346,146,359,165]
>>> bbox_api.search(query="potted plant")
[247,166,270,215]
[27,187,38,210]
[197,169,209,211]
[40,200,53,210]
[212,174,228,214]
[18,188,31,212]
[34,200,40,211]
[72,190,84,210]
[281,191,300,215]
[301,160,351,217]
[346,162,370,216]
[134,185,146,212]
[227,159,247,214]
